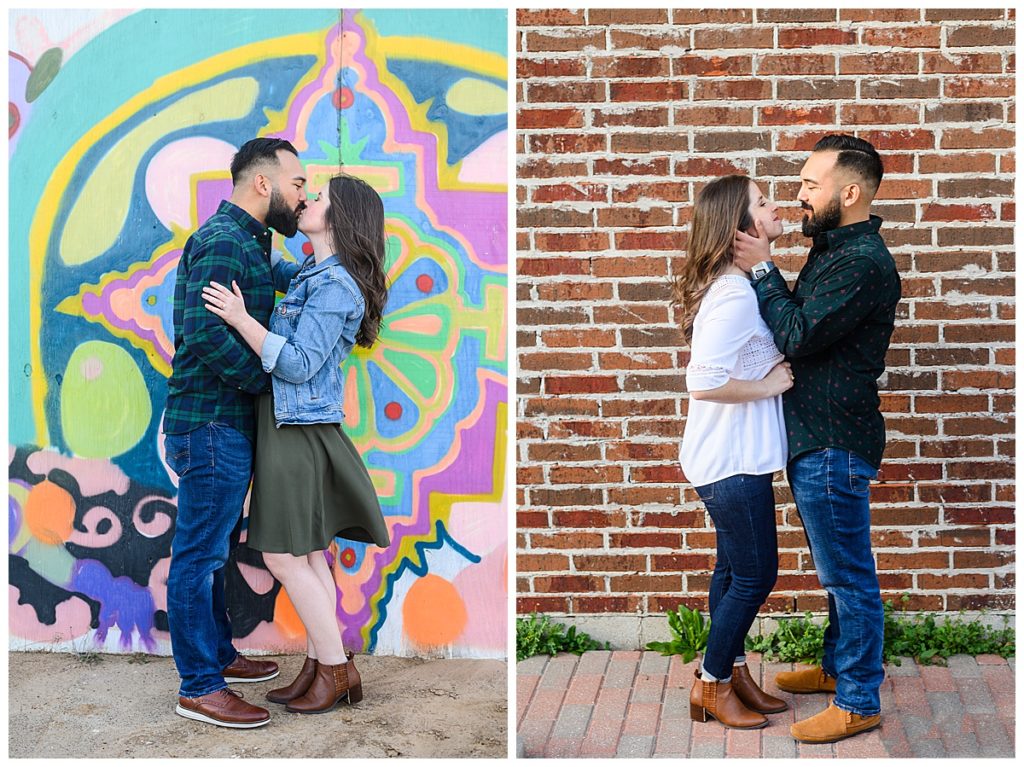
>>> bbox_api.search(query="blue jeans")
[164,423,251,698]
[788,448,883,717]
[694,473,779,680]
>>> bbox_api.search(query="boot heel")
[347,682,363,704]
[689,702,707,722]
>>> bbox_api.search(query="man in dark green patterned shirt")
[163,138,306,729]
[734,135,901,744]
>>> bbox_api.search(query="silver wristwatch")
[750,260,777,280]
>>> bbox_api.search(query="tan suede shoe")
[790,701,881,743]
[774,665,837,694]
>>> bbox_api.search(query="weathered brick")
[515,11,1014,625]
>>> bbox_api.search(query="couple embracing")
[675,135,901,744]
[162,138,391,728]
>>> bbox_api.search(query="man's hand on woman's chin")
[733,219,771,273]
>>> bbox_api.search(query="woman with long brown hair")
[673,174,793,730]
[202,173,390,715]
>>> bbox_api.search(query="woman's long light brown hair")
[325,174,389,348]
[671,174,755,345]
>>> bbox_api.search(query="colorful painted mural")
[9,9,508,659]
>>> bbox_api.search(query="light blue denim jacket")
[262,251,365,426]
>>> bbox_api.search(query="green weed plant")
[645,604,711,663]
[516,613,608,662]
[643,595,1014,667]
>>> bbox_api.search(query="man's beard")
[801,194,843,238]
[266,187,300,237]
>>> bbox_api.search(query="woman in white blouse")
[674,175,794,730]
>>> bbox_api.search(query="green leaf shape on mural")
[26,47,64,103]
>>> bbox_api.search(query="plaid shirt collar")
[217,199,272,241]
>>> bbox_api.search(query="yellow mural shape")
[59,77,260,266]
[60,341,152,459]
[445,77,507,116]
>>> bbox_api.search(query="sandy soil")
[9,651,507,758]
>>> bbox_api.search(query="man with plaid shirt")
[163,138,306,728]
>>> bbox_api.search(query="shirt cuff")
[752,266,784,292]
[686,366,730,392]
[261,332,287,372]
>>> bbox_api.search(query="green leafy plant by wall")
[516,613,608,662]
[645,604,711,663]
[645,597,1015,666]
[882,596,1015,665]
[745,612,827,664]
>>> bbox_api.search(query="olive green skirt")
[247,393,390,555]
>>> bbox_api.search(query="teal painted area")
[8,8,339,443]
[361,8,507,56]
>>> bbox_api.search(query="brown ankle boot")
[266,652,353,704]
[266,656,317,704]
[286,654,361,714]
[731,663,788,713]
[689,669,767,729]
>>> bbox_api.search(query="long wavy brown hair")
[324,174,389,347]
[671,175,755,345]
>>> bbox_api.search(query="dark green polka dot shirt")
[753,215,901,469]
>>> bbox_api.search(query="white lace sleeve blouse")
[678,274,788,487]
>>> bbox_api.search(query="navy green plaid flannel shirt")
[163,201,277,441]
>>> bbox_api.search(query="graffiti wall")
[8,9,508,659]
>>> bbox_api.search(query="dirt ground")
[9,651,507,758]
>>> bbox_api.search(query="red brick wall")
[515,9,1015,623]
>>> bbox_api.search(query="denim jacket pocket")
[307,375,322,401]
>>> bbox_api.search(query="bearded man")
[163,137,307,728]
[732,134,902,744]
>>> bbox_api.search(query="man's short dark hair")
[812,134,884,196]
[230,137,299,186]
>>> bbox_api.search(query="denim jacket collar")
[298,252,344,278]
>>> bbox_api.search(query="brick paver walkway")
[517,651,1015,758]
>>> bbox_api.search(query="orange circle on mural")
[402,574,468,648]
[24,480,76,545]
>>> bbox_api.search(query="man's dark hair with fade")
[229,137,299,186]
[812,134,884,197]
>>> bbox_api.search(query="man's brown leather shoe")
[286,655,362,713]
[732,663,788,713]
[222,654,280,683]
[176,688,271,728]
[774,665,837,694]
[791,701,881,743]
[689,669,767,729]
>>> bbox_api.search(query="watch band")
[751,260,776,280]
